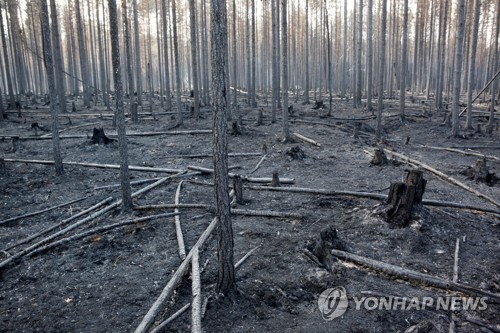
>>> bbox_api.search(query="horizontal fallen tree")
[187,165,295,184]
[246,185,500,215]
[4,158,183,174]
[419,145,500,163]
[331,249,500,303]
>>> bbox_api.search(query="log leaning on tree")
[187,165,295,184]
[331,249,500,303]
[383,148,500,208]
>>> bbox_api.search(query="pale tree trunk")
[40,0,64,176]
[281,0,289,142]
[355,0,363,108]
[465,0,480,129]
[155,0,164,108]
[211,0,236,296]
[342,0,348,99]
[49,0,66,113]
[425,0,435,100]
[75,0,90,107]
[487,0,499,132]
[245,0,251,105]
[271,0,278,123]
[376,0,387,140]
[121,0,134,100]
[304,0,310,103]
[325,6,332,114]
[251,0,256,107]
[366,0,373,113]
[232,0,237,108]
[171,0,183,125]
[96,0,109,108]
[451,0,466,137]
[108,0,133,210]
[189,0,200,120]
[87,0,98,105]
[436,0,449,111]
[0,1,14,107]
[161,0,172,110]
[399,0,408,121]
[133,0,142,105]
[201,0,210,106]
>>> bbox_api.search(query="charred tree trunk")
[383,170,426,227]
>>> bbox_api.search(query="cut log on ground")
[174,181,187,260]
[292,132,321,147]
[191,248,202,333]
[331,249,500,302]
[0,196,86,226]
[383,148,500,208]
[231,209,302,219]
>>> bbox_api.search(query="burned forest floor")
[0,93,499,333]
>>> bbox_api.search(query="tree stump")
[232,175,244,205]
[312,100,324,110]
[130,102,138,122]
[255,108,263,126]
[461,157,497,185]
[231,121,241,135]
[285,146,306,160]
[90,128,115,145]
[71,101,76,113]
[371,148,388,165]
[0,158,7,176]
[383,169,426,227]
[271,170,281,187]
[307,226,347,271]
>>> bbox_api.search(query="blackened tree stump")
[131,102,138,122]
[461,157,497,185]
[383,170,426,227]
[232,175,244,205]
[271,170,281,187]
[91,128,115,145]
[371,148,388,165]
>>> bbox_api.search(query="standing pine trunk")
[376,0,388,140]
[251,0,256,108]
[0,1,14,107]
[232,0,238,108]
[189,0,200,120]
[171,0,183,125]
[211,0,236,295]
[304,0,310,104]
[487,0,499,133]
[161,0,172,111]
[49,0,66,113]
[108,0,133,210]
[399,0,409,121]
[121,0,135,101]
[271,0,278,123]
[366,0,373,113]
[451,0,466,137]
[75,0,90,107]
[342,0,348,99]
[40,0,64,175]
[465,0,481,129]
[355,0,363,108]
[133,0,142,105]
[281,0,289,142]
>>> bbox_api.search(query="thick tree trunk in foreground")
[211,0,236,295]
[40,0,63,176]
[109,0,133,210]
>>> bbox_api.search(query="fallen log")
[383,148,500,208]
[134,217,218,333]
[459,69,500,116]
[3,158,183,174]
[419,145,500,163]
[249,154,267,174]
[134,204,213,211]
[187,165,295,184]
[149,303,191,333]
[293,132,321,147]
[164,152,262,159]
[191,248,202,333]
[0,196,86,226]
[174,181,187,260]
[3,197,114,252]
[235,245,261,269]
[27,213,179,258]
[231,208,302,219]
[246,185,500,215]
[331,249,500,303]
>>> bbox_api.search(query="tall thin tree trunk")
[451,0,466,137]
[232,0,237,108]
[271,0,278,123]
[50,0,67,113]
[465,0,480,129]
[108,0,133,210]
[342,0,348,99]
[161,0,172,110]
[171,0,183,125]
[281,0,289,142]
[121,0,134,100]
[133,0,142,105]
[487,0,499,132]
[40,0,64,175]
[366,0,373,113]
[75,0,90,106]
[189,0,200,120]
[251,0,256,107]
[211,0,236,296]
[376,0,387,140]
[399,0,408,121]
[355,0,363,108]
[304,0,310,103]
[0,1,15,107]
